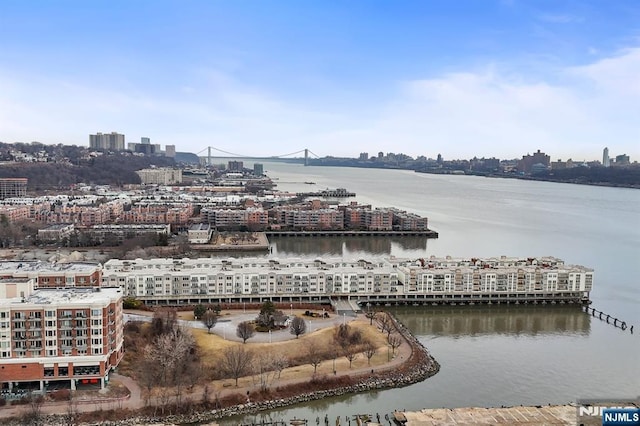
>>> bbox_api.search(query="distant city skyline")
[1,1,640,161]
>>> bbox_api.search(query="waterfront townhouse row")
[100,256,593,304]
[0,198,192,226]
[200,207,268,229]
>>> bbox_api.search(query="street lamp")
[269,329,272,343]
[342,313,346,325]
[290,304,293,316]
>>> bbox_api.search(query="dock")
[296,188,356,197]
[402,405,576,425]
[265,230,439,238]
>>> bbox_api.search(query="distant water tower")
[603,147,610,167]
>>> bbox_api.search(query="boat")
[290,418,307,426]
[304,181,316,184]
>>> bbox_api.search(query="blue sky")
[1,1,639,161]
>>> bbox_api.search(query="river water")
[221,162,640,424]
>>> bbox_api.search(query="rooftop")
[0,287,122,307]
[0,261,100,274]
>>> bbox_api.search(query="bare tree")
[63,391,79,426]
[334,323,351,351]
[253,351,278,391]
[305,340,324,374]
[376,312,394,338]
[236,321,256,343]
[290,316,307,338]
[220,345,254,386]
[141,326,196,413]
[202,309,218,334]
[272,352,289,379]
[344,347,359,369]
[363,340,378,365]
[22,393,44,426]
[388,333,403,355]
[365,310,377,326]
[151,308,178,337]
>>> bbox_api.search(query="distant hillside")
[531,166,640,188]
[0,153,175,189]
[175,152,200,164]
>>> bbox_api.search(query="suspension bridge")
[195,146,321,166]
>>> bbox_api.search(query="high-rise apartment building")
[136,168,183,185]
[0,284,123,391]
[89,132,125,151]
[603,147,610,167]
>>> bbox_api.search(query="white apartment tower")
[603,147,610,167]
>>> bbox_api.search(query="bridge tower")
[207,146,212,165]
[304,148,308,166]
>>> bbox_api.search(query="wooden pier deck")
[403,405,576,425]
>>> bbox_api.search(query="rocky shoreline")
[5,314,439,426]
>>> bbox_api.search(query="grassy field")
[195,317,392,388]
[121,311,399,394]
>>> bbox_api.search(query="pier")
[295,188,356,197]
[402,405,576,425]
[583,305,631,331]
[265,230,439,237]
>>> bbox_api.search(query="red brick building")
[0,286,123,392]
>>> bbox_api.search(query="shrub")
[50,389,71,401]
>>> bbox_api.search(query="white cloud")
[1,47,640,161]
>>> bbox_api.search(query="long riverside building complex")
[101,256,593,305]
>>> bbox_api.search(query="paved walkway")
[0,311,413,420]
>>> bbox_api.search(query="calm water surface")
[220,162,639,424]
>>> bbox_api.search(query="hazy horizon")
[1,1,640,162]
